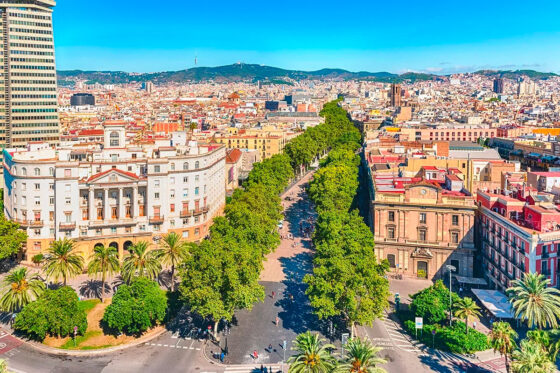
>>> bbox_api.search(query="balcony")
[88,218,136,228]
[192,209,204,216]
[180,210,192,218]
[15,219,44,228]
[149,215,164,225]
[59,222,76,231]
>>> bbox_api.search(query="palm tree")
[288,332,336,373]
[43,238,84,286]
[507,273,560,329]
[527,329,560,363]
[511,339,555,373]
[335,337,387,373]
[0,267,45,312]
[158,232,189,291]
[489,321,518,373]
[454,297,482,335]
[87,245,120,300]
[121,241,161,283]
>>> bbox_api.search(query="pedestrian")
[220,352,225,363]
[271,291,275,299]
[290,294,294,302]
[473,321,477,330]
[276,316,279,326]
[253,350,258,359]
[268,343,272,352]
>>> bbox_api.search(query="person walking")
[275,316,279,327]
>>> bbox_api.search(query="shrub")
[14,286,87,341]
[410,280,460,324]
[404,320,488,354]
[103,277,167,335]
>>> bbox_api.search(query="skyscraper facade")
[391,83,402,107]
[493,78,504,94]
[0,0,59,148]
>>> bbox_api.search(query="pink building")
[477,190,560,291]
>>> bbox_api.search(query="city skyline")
[53,0,560,74]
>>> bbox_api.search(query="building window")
[451,232,459,244]
[183,177,188,183]
[182,231,189,238]
[195,187,199,196]
[170,203,175,212]
[170,163,175,171]
[183,162,189,170]
[111,227,117,234]
[452,215,459,226]
[388,211,395,222]
[22,167,27,176]
[64,169,71,177]
[154,165,160,173]
[154,180,160,187]
[419,229,427,242]
[387,227,395,239]
[34,168,40,176]
[154,192,160,199]
[419,213,426,224]
[387,254,396,268]
[195,161,200,169]
[110,131,120,147]
[195,228,200,236]
[451,259,460,274]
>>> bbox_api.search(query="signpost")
[415,317,423,339]
[282,340,287,373]
[341,333,349,357]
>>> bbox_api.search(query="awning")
[454,275,487,286]
[471,289,516,319]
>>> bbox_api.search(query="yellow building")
[214,126,298,159]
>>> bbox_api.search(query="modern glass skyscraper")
[0,0,59,148]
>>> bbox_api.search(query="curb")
[16,326,168,357]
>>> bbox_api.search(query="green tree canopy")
[0,215,27,261]
[410,280,460,325]
[103,277,167,335]
[43,238,84,286]
[0,267,45,312]
[14,286,87,341]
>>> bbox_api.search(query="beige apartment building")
[214,126,297,159]
[372,175,477,279]
[0,1,60,147]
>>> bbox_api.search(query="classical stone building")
[3,122,225,264]
[372,174,476,279]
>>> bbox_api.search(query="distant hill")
[56,64,559,86]
[473,69,558,80]
[56,63,438,86]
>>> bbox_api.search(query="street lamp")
[445,265,456,325]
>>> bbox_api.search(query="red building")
[477,190,560,291]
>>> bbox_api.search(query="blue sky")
[54,0,560,74]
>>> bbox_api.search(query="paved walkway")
[206,172,324,366]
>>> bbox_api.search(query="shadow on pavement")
[419,349,494,373]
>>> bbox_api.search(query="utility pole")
[446,265,456,325]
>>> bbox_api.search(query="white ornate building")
[3,122,226,263]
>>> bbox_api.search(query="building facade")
[0,0,59,147]
[3,123,226,264]
[372,175,476,279]
[478,190,560,291]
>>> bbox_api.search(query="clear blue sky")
[53,0,560,74]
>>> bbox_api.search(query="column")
[118,187,124,219]
[88,187,95,221]
[104,188,110,221]
[133,185,139,218]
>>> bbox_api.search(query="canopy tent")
[471,289,516,319]
[454,275,487,287]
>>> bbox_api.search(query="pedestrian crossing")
[381,313,424,354]
[224,364,283,373]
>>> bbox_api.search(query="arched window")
[183,162,189,170]
[195,161,200,169]
[34,168,40,176]
[170,163,175,171]
[49,167,54,176]
[21,167,26,176]
[109,131,120,147]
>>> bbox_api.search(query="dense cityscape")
[0,1,558,373]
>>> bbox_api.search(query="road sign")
[415,317,423,329]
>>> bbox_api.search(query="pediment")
[87,169,139,184]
